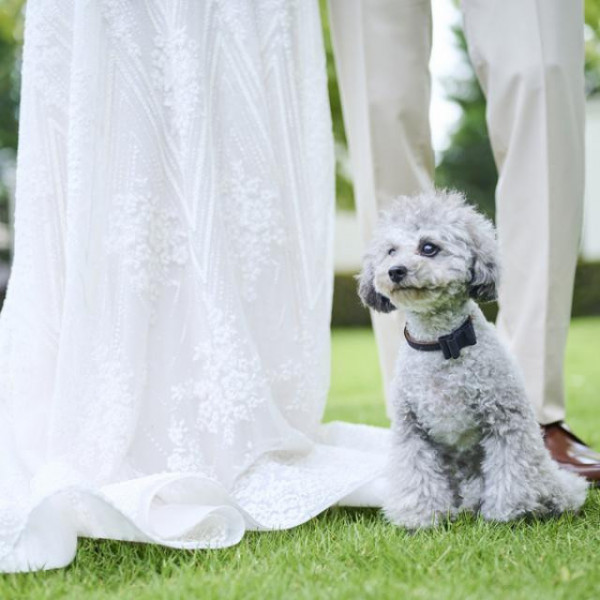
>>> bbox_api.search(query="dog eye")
[419,242,440,257]
[388,248,397,256]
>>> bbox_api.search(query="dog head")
[358,190,499,313]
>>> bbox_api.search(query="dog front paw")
[480,495,547,522]
[480,504,528,522]
[383,501,454,529]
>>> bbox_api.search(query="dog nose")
[388,266,408,284]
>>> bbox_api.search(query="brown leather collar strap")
[404,316,477,360]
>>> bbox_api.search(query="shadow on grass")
[55,507,384,579]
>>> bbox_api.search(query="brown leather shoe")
[542,422,600,485]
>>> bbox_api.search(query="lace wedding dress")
[0,0,389,572]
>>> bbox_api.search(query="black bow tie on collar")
[403,316,477,360]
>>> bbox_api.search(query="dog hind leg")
[480,423,588,521]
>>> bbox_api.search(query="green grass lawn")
[2,319,600,600]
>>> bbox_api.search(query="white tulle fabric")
[0,0,389,572]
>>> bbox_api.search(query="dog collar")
[404,316,477,360]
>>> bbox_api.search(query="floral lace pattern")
[99,0,141,58]
[170,305,268,448]
[233,444,385,528]
[222,162,285,302]
[106,180,189,302]
[0,0,388,573]
[59,345,139,482]
[268,318,326,417]
[23,0,71,109]
[152,28,202,142]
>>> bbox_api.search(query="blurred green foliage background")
[0,0,23,265]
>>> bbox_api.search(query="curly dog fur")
[359,190,588,528]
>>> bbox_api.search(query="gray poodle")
[359,190,588,528]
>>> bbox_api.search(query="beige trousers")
[328,0,585,424]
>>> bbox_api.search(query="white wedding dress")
[0,0,389,572]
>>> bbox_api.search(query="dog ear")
[466,211,499,303]
[357,261,397,313]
